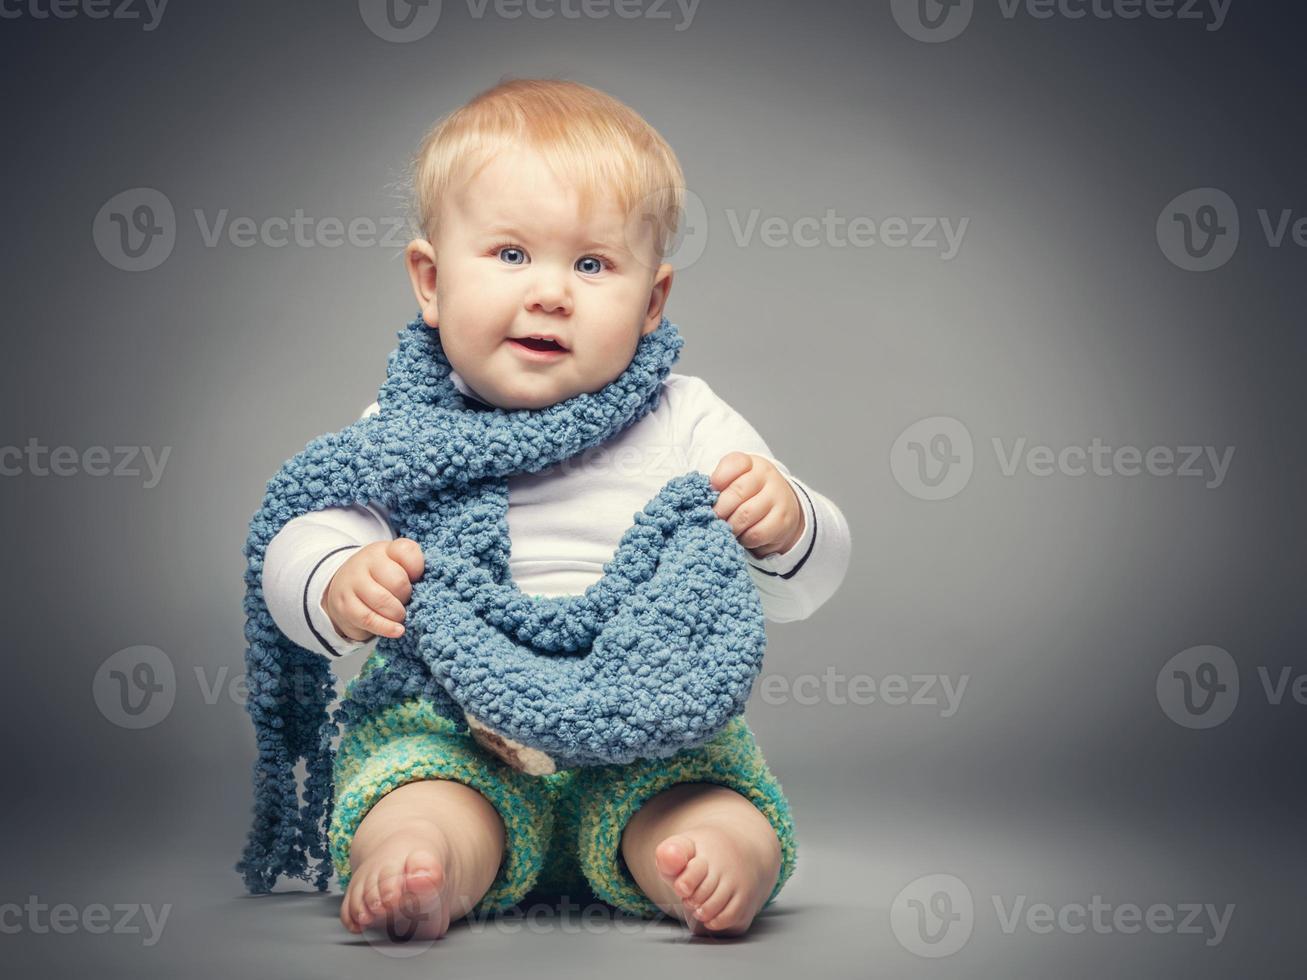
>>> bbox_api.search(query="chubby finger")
[709,451,753,492]
[344,594,404,639]
[322,585,370,642]
[713,465,767,522]
[356,576,408,625]
[370,558,414,605]
[725,486,772,540]
[386,538,425,582]
[738,507,788,554]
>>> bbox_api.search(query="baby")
[261,78,851,940]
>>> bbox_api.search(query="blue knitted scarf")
[236,312,767,893]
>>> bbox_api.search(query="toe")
[376,863,407,912]
[654,834,696,882]
[695,881,736,927]
[673,854,710,899]
[705,894,750,935]
[350,872,375,928]
[340,886,359,933]
[377,865,404,909]
[687,865,720,909]
[363,876,386,920]
[404,849,444,898]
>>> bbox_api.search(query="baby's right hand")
[322,539,425,642]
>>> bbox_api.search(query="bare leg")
[340,778,505,941]
[620,782,782,937]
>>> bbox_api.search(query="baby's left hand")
[709,452,804,559]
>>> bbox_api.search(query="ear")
[405,238,439,328]
[641,263,674,335]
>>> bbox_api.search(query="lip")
[507,337,570,361]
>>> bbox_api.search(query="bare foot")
[340,819,462,942]
[653,823,781,936]
[338,778,505,943]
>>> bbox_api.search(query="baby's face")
[410,147,671,410]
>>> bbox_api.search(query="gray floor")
[3,777,1300,979]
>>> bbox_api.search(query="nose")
[523,267,572,316]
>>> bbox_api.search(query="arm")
[261,502,395,658]
[260,402,397,657]
[679,377,852,623]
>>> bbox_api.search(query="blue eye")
[575,255,604,275]
[498,246,526,265]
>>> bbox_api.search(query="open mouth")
[510,336,568,353]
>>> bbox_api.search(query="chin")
[493,386,569,411]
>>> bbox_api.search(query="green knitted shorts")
[328,696,797,919]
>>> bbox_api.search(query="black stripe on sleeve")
[748,480,817,581]
[302,544,362,658]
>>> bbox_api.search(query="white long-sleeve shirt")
[262,369,852,659]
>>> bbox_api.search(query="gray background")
[1,0,1303,977]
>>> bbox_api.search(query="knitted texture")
[236,312,768,894]
[328,694,797,918]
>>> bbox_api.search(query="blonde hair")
[408,77,685,261]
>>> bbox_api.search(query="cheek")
[439,268,512,331]
[445,257,505,298]
[586,327,642,376]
